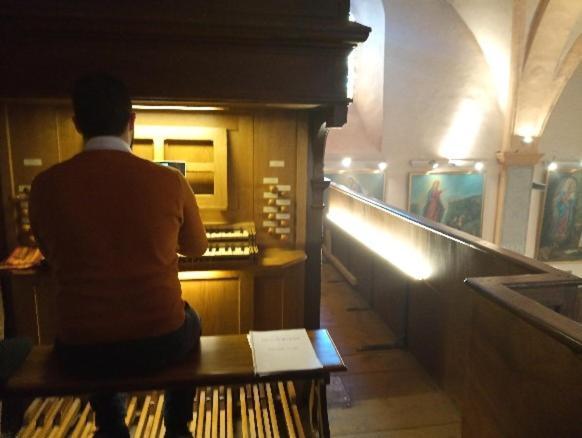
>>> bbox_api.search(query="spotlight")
[341,157,352,168]
[548,161,558,171]
[474,161,484,172]
[522,135,534,144]
[378,162,388,171]
[431,161,439,169]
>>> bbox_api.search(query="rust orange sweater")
[30,149,207,344]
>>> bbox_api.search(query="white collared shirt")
[84,136,132,153]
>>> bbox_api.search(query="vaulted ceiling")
[448,0,582,145]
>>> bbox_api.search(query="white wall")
[539,63,582,160]
[381,0,503,241]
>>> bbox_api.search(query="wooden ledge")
[0,329,345,398]
[257,248,307,270]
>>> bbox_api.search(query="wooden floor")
[322,261,461,437]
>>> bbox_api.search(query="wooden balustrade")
[325,183,582,437]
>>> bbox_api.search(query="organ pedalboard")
[17,381,317,438]
[179,222,259,268]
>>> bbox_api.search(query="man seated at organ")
[29,73,208,438]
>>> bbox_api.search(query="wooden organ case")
[0,2,369,341]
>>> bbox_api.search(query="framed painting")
[325,169,385,202]
[408,172,484,237]
[537,168,582,261]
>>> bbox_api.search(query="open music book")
[248,329,323,375]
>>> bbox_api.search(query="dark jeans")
[55,303,202,437]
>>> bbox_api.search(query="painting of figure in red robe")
[409,172,484,237]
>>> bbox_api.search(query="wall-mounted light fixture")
[326,159,388,172]
[544,159,582,171]
[341,157,352,168]
[522,135,534,145]
[409,159,485,171]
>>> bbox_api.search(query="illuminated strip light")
[334,186,480,249]
[178,270,223,281]
[327,208,433,280]
[132,105,224,111]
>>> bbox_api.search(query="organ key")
[179,222,258,267]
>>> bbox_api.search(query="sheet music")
[248,329,323,375]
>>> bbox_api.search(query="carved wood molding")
[0,8,369,105]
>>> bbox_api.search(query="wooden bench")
[1,329,345,437]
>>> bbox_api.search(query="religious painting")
[325,170,385,202]
[537,169,582,261]
[408,172,484,237]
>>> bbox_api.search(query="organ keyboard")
[17,381,314,438]
[179,223,259,268]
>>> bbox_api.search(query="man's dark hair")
[72,74,132,139]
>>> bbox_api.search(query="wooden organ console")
[0,1,368,435]
[0,0,370,338]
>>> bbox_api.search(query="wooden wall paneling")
[0,1,350,21]
[0,175,6,260]
[390,214,543,404]
[253,112,298,248]
[515,284,581,321]
[424,236,479,403]
[254,263,305,330]
[282,263,305,328]
[238,271,254,334]
[7,103,60,189]
[302,114,327,330]
[327,185,582,434]
[225,115,254,225]
[440,282,474,405]
[295,113,308,250]
[349,240,373,303]
[371,259,408,341]
[329,227,350,270]
[0,36,357,105]
[55,106,82,162]
[134,111,242,132]
[576,288,582,321]
[407,281,445,381]
[134,125,228,210]
[463,292,582,437]
[0,103,15,253]
[254,275,283,331]
[3,275,40,343]
[134,111,254,225]
[180,271,252,335]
